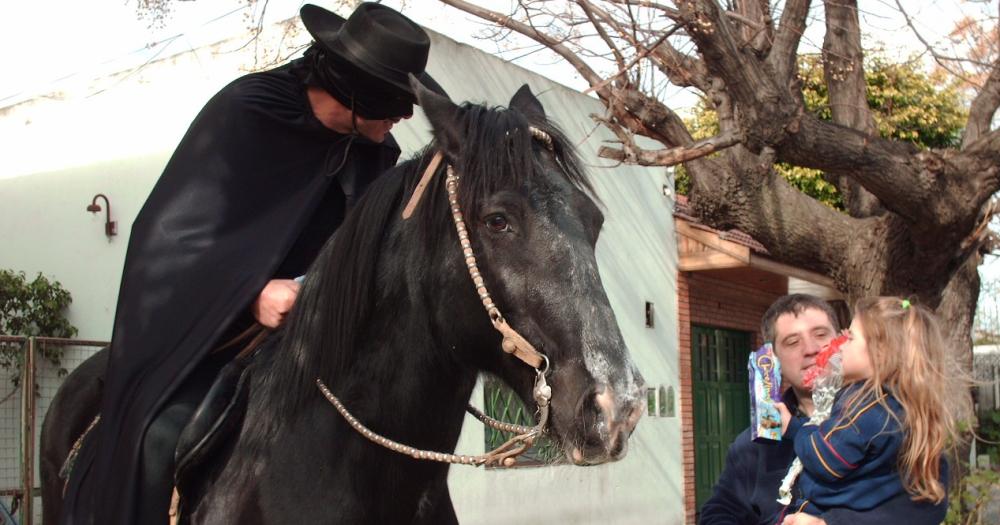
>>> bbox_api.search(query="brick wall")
[678,271,784,524]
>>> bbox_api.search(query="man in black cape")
[60,4,442,523]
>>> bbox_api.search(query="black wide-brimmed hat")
[300,3,431,100]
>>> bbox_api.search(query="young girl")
[776,297,972,523]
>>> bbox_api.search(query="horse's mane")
[258,101,593,418]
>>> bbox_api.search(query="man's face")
[353,114,407,143]
[772,307,836,393]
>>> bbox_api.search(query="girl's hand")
[775,402,792,434]
[782,513,826,525]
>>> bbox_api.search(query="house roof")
[674,194,769,254]
[674,194,842,295]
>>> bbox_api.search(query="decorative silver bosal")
[317,126,555,467]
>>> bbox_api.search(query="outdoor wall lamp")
[86,193,117,237]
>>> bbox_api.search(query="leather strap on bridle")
[398,144,548,370]
[443,164,547,371]
[401,151,444,220]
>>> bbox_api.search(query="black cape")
[61,60,400,524]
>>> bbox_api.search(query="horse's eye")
[485,214,510,232]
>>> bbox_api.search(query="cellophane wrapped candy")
[777,334,847,505]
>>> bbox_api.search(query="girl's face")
[841,317,873,381]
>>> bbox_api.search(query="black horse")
[41,81,645,524]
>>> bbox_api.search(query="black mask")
[302,44,413,121]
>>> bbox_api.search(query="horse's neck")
[223,315,476,513]
[341,324,477,448]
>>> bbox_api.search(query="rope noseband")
[317,126,556,467]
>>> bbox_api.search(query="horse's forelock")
[451,104,594,217]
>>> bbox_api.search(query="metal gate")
[0,336,107,525]
[692,325,751,509]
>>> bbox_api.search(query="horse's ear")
[410,74,463,159]
[509,84,546,121]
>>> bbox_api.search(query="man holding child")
[698,294,949,525]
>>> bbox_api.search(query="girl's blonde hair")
[846,296,973,503]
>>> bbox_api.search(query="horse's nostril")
[626,397,645,429]
[575,384,605,422]
[609,430,627,458]
[569,383,646,463]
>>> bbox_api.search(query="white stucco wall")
[0,17,683,525]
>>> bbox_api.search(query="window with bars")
[482,375,562,465]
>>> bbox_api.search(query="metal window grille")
[482,375,561,466]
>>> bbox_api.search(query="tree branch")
[683,147,860,284]
[582,26,681,95]
[440,0,693,147]
[766,0,810,84]
[780,114,999,236]
[606,0,680,19]
[732,0,773,55]
[724,11,764,31]
[579,2,706,92]
[894,0,988,88]
[578,0,627,71]
[958,128,1000,202]
[675,0,798,150]
[597,128,741,165]
[647,37,712,91]
[439,0,607,92]
[615,87,694,146]
[822,0,875,135]
[677,1,765,107]
[822,0,882,217]
[964,59,1000,149]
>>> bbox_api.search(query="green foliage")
[0,270,77,384]
[945,465,1000,525]
[798,54,967,149]
[978,410,1000,466]
[945,410,1000,524]
[676,52,967,210]
[974,276,1000,344]
[777,165,844,210]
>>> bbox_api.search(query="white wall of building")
[1,17,683,524]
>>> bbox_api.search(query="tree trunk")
[822,0,883,217]
[439,0,997,478]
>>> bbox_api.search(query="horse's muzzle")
[568,382,645,465]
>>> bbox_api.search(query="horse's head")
[411,78,645,465]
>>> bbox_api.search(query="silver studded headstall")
[317,126,555,467]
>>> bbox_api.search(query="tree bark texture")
[438,0,1000,377]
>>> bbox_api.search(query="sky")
[3,0,995,107]
[2,0,999,284]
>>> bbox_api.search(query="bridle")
[315,126,556,467]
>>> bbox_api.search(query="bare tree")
[438,0,1000,362]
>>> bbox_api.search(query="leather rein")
[316,126,556,467]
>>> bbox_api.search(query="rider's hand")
[252,279,300,328]
[782,513,826,525]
